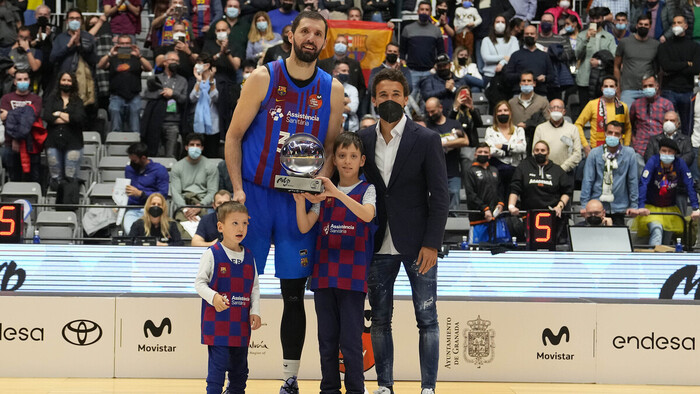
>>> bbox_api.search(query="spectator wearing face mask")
[629,0,672,42]
[152,0,194,48]
[634,137,700,246]
[368,42,412,96]
[614,15,660,107]
[50,8,98,105]
[629,74,674,157]
[155,21,197,78]
[172,133,219,226]
[485,100,527,200]
[202,20,243,138]
[608,11,631,44]
[574,7,616,106]
[246,11,282,65]
[465,143,508,244]
[479,15,519,87]
[123,142,170,233]
[471,0,514,70]
[450,46,483,89]
[268,0,299,35]
[644,111,694,166]
[333,60,359,132]
[504,25,556,97]
[580,121,638,226]
[400,1,445,101]
[262,24,292,64]
[318,35,366,98]
[142,51,188,157]
[453,1,482,55]
[431,0,454,58]
[577,199,613,226]
[508,140,573,224]
[128,193,183,246]
[419,54,462,116]
[27,5,59,93]
[507,71,550,129]
[207,0,251,54]
[8,27,43,88]
[424,97,469,211]
[544,0,582,35]
[98,35,153,134]
[0,70,43,183]
[533,99,581,177]
[575,76,632,157]
[190,55,221,158]
[657,14,700,136]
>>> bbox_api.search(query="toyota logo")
[62,319,102,346]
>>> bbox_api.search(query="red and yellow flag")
[319,20,394,87]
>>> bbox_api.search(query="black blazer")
[359,118,449,258]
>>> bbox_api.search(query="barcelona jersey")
[241,59,333,188]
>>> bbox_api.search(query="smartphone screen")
[459,90,468,101]
[589,22,597,31]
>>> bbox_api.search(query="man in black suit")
[358,68,449,394]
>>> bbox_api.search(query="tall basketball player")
[224,11,344,394]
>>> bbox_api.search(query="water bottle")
[460,236,469,250]
[676,238,683,253]
[32,230,40,244]
[512,236,518,248]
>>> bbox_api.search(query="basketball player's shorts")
[242,179,316,279]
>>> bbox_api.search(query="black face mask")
[337,73,349,84]
[281,2,294,11]
[523,36,536,47]
[496,114,510,124]
[385,53,398,64]
[637,26,649,38]
[534,153,547,164]
[437,68,451,80]
[168,62,179,73]
[59,84,72,92]
[457,57,467,66]
[428,112,442,124]
[376,100,404,123]
[586,215,603,226]
[476,155,489,164]
[148,206,164,218]
[540,22,553,34]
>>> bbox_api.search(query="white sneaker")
[373,387,392,394]
[421,389,435,394]
[364,386,370,394]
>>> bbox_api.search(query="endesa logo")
[62,319,102,346]
[613,332,695,351]
[0,323,44,341]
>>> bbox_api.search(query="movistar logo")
[144,318,172,338]
[542,326,570,346]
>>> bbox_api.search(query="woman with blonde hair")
[451,46,483,90]
[128,193,183,246]
[246,11,282,64]
[484,100,527,199]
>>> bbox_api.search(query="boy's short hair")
[215,189,232,199]
[184,132,204,146]
[333,131,365,156]
[216,201,248,223]
[477,142,490,150]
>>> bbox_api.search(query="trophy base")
[274,175,324,194]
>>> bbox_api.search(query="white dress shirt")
[374,114,407,255]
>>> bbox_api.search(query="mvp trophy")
[274,133,325,193]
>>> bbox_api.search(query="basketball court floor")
[2,379,700,393]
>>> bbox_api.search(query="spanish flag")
[319,20,394,87]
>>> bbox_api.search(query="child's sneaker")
[373,387,392,394]
[421,389,435,394]
[280,376,299,394]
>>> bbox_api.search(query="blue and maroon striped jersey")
[241,59,333,188]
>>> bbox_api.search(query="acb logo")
[339,310,375,373]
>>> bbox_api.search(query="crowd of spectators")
[2,0,700,248]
